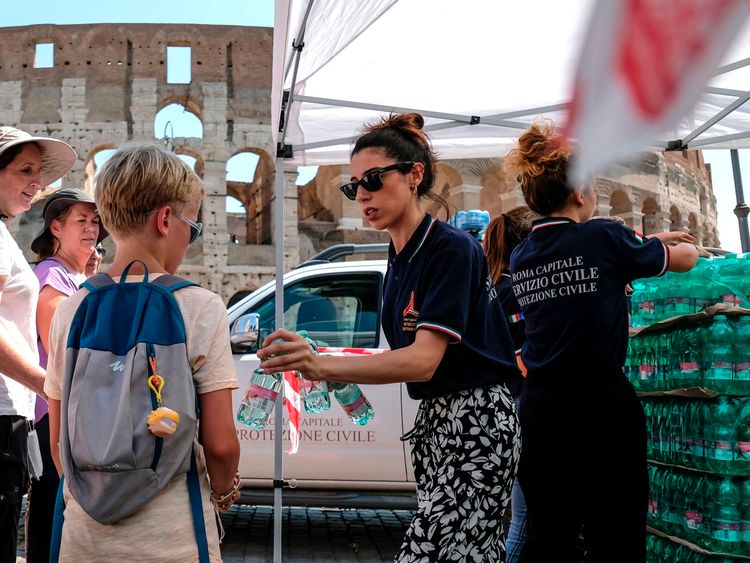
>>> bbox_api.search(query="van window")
[247,273,382,348]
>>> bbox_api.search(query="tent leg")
[273,156,285,563]
[730,149,750,252]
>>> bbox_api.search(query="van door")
[233,272,409,484]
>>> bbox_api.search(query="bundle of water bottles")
[643,397,750,475]
[625,315,750,393]
[631,254,750,328]
[236,331,374,430]
[448,209,490,241]
[648,464,750,557]
[647,533,734,563]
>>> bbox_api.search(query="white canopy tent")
[273,0,750,164]
[266,2,750,560]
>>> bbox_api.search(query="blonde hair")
[94,144,201,235]
[505,120,577,216]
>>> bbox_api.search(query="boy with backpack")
[43,145,240,561]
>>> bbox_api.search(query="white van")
[227,246,418,508]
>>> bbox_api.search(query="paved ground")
[17,501,415,562]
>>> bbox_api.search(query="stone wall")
[3,24,721,306]
[2,23,282,303]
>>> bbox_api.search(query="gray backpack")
[51,265,209,562]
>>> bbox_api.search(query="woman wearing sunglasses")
[28,188,106,563]
[260,113,522,562]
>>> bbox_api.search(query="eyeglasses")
[339,161,414,201]
[174,213,203,244]
[95,246,106,256]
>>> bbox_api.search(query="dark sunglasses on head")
[339,161,414,201]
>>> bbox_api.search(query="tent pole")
[272,1,315,560]
[730,149,750,252]
[272,156,285,563]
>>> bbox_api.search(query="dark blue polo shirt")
[510,217,669,377]
[497,274,525,355]
[382,214,521,400]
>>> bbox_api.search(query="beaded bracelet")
[211,472,241,511]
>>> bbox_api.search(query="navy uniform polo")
[496,274,525,355]
[382,214,521,400]
[510,217,669,377]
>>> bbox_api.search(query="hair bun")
[505,120,571,179]
[408,112,425,130]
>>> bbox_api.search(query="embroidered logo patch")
[402,291,418,332]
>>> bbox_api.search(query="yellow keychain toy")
[147,357,180,438]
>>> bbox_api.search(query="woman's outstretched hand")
[257,329,323,380]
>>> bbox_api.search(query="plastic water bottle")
[736,402,750,472]
[672,327,704,389]
[330,382,374,425]
[684,475,707,543]
[734,316,750,395]
[236,367,282,430]
[712,477,742,554]
[667,400,683,465]
[655,333,672,391]
[639,281,657,326]
[705,316,735,394]
[741,478,750,552]
[718,254,744,308]
[707,396,737,474]
[451,210,490,235]
[643,400,654,458]
[296,331,331,414]
[639,336,657,392]
[662,470,682,534]
[684,401,704,469]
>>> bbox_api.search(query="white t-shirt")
[0,221,38,419]
[45,275,238,562]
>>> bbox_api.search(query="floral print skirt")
[395,384,520,562]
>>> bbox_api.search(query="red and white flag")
[566,0,749,184]
[283,371,301,454]
[283,348,385,454]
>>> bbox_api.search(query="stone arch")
[154,100,203,140]
[226,148,274,245]
[480,163,516,217]
[175,147,205,179]
[227,289,253,308]
[609,189,633,226]
[688,212,700,243]
[641,197,660,236]
[430,162,463,220]
[84,144,118,193]
[670,205,683,231]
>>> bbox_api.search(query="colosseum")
[0,23,720,304]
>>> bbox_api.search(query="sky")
[3,1,749,248]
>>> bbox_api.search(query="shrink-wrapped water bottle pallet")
[647,526,750,560]
[630,304,750,337]
[637,387,718,399]
[648,458,750,478]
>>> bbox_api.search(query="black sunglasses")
[339,161,414,201]
[175,213,203,244]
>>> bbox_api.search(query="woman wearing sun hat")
[26,188,106,563]
[0,126,75,563]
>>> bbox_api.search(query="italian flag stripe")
[417,321,462,342]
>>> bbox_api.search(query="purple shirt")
[33,258,84,421]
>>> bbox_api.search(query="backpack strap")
[187,451,210,563]
[49,475,65,563]
[81,273,115,292]
[151,274,198,292]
